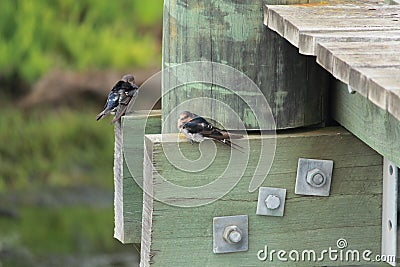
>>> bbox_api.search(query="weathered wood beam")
[141,127,382,266]
[299,30,400,56]
[316,41,400,80]
[264,4,400,48]
[114,110,161,244]
[331,80,400,168]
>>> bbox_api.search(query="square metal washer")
[295,158,333,196]
[256,187,286,217]
[213,215,248,254]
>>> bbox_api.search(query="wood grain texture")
[264,4,399,47]
[113,111,161,244]
[162,0,329,131]
[141,127,383,266]
[331,80,400,168]
[299,30,400,56]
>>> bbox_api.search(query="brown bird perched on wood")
[96,74,138,124]
[177,111,243,150]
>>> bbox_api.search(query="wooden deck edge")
[331,79,400,167]
[264,4,400,123]
[140,136,155,267]
[113,121,125,242]
[114,110,162,245]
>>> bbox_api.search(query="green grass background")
[0,0,163,266]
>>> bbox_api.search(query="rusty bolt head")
[223,225,242,244]
[306,168,326,188]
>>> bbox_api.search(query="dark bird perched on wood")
[96,74,138,123]
[177,111,243,150]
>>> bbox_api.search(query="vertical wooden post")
[113,111,161,244]
[162,0,329,132]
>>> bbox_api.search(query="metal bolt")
[306,168,326,188]
[223,225,242,244]
[265,194,280,210]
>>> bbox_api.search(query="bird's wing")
[111,104,130,124]
[111,80,128,91]
[190,118,244,149]
[111,89,138,124]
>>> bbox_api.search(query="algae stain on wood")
[274,90,289,114]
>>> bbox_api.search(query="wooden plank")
[388,89,400,120]
[317,41,400,54]
[315,41,400,96]
[368,76,400,111]
[332,53,400,87]
[264,2,400,125]
[349,66,400,97]
[299,30,400,55]
[315,42,400,82]
[113,110,161,244]
[141,127,383,266]
[331,80,400,168]
[267,5,400,20]
[290,18,400,46]
[163,0,329,131]
[264,5,400,47]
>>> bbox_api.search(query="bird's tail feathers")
[111,104,129,124]
[215,138,244,153]
[227,133,244,139]
[219,131,244,140]
[96,110,108,121]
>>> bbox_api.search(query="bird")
[177,111,198,130]
[177,111,243,150]
[111,74,138,124]
[96,74,138,123]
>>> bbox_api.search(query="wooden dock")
[264,1,400,120]
[112,1,400,266]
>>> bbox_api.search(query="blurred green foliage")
[0,0,163,83]
[0,206,118,254]
[0,1,163,265]
[0,107,137,265]
[0,108,115,192]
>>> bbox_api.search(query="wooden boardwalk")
[264,1,400,120]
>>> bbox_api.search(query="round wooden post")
[162,0,329,131]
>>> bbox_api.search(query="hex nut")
[295,158,333,196]
[306,168,326,188]
[213,215,248,254]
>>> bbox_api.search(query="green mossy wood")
[113,111,161,244]
[331,81,400,167]
[140,127,383,266]
[162,0,329,132]
[112,1,400,267]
